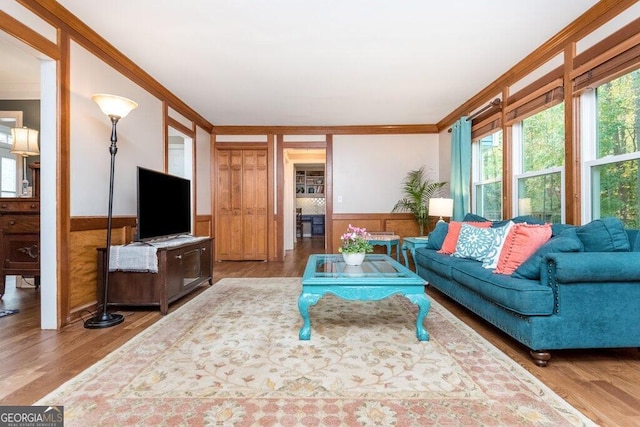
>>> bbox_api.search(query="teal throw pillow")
[463,213,489,222]
[426,221,448,250]
[576,217,630,252]
[513,234,583,280]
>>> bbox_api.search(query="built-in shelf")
[296,168,324,198]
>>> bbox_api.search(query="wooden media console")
[97,237,213,314]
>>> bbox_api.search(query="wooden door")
[242,150,268,260]
[216,148,268,260]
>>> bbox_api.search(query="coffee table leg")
[298,293,321,340]
[405,294,430,341]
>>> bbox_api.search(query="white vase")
[342,252,365,266]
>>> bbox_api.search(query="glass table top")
[303,254,420,281]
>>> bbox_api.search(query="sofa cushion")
[425,221,448,250]
[494,223,552,275]
[463,213,489,222]
[451,262,555,315]
[492,215,546,228]
[512,229,583,280]
[576,217,630,252]
[629,229,640,252]
[415,248,473,278]
[439,221,492,254]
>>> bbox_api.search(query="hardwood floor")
[1,236,638,426]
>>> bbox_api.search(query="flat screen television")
[137,166,191,241]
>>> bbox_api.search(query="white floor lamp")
[84,94,138,329]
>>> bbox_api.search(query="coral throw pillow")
[438,221,492,255]
[494,223,552,275]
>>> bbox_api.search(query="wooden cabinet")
[98,237,212,315]
[296,167,324,198]
[216,149,268,260]
[0,198,40,296]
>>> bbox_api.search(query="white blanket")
[109,245,158,273]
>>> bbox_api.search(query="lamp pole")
[84,94,137,329]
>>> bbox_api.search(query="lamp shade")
[429,197,454,218]
[92,94,138,119]
[10,127,40,156]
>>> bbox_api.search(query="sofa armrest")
[542,252,640,284]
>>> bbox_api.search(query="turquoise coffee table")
[298,254,430,341]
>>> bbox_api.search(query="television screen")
[137,167,191,241]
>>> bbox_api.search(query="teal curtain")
[450,117,471,221]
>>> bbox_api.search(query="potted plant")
[392,166,447,236]
[338,224,374,266]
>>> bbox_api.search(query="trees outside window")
[472,131,502,220]
[514,103,565,222]
[590,69,640,228]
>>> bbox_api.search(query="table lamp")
[429,197,454,223]
[10,126,40,197]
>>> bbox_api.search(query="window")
[585,69,640,228]
[472,131,502,220]
[513,103,565,222]
[0,123,18,197]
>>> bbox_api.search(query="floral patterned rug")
[37,278,594,426]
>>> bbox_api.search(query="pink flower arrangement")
[338,224,374,254]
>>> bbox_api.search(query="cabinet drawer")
[2,234,40,270]
[0,200,40,213]
[1,215,40,233]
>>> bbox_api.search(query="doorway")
[0,32,57,329]
[283,148,326,257]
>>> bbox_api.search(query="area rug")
[0,308,19,318]
[37,278,594,426]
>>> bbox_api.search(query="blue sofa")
[414,217,640,366]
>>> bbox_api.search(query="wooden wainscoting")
[68,216,136,324]
[195,214,212,238]
[329,213,428,254]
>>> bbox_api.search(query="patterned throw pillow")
[453,224,495,260]
[481,221,515,269]
[453,222,513,263]
[438,221,492,254]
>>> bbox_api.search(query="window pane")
[1,157,17,195]
[522,103,565,172]
[596,69,640,158]
[517,172,562,223]
[475,182,502,220]
[480,132,502,181]
[591,159,639,228]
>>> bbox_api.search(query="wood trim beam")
[437,0,638,132]
[564,43,580,225]
[213,124,438,135]
[167,116,195,138]
[0,10,60,60]
[58,30,71,328]
[18,0,213,133]
[70,216,137,232]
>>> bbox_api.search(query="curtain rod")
[447,98,502,133]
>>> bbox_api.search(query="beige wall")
[70,41,164,216]
[333,134,440,213]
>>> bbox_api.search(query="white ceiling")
[5,0,601,127]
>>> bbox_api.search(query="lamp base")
[84,312,124,329]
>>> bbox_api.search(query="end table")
[401,237,430,271]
